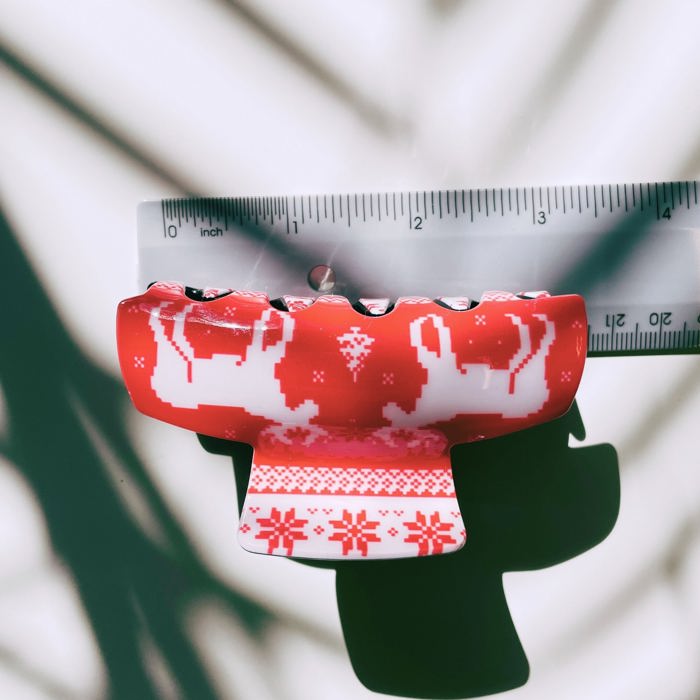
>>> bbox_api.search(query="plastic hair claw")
[117,283,587,560]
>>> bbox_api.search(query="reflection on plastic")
[119,283,587,560]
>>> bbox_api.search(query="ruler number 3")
[537,211,547,224]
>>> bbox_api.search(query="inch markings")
[154,181,700,237]
[140,181,700,357]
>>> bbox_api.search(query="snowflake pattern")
[337,326,375,382]
[403,511,457,556]
[122,280,587,560]
[329,509,381,556]
[255,507,308,555]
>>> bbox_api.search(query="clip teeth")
[517,290,551,299]
[357,298,391,316]
[281,295,315,312]
[480,290,520,302]
[202,286,233,299]
[435,296,472,311]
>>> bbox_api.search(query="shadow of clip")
[200,401,619,699]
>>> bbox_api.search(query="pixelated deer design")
[148,302,318,425]
[383,313,555,425]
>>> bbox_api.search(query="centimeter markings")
[159,181,699,235]
[149,181,700,357]
[587,314,700,357]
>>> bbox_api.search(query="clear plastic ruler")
[137,181,700,357]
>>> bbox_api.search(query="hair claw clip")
[117,283,586,560]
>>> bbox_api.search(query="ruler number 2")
[411,216,423,230]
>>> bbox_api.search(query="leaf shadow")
[0,208,272,699]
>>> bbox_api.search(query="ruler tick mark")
[654,183,660,220]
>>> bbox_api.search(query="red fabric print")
[329,509,382,556]
[255,507,308,555]
[404,511,457,556]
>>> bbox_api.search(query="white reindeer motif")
[148,302,318,425]
[383,313,555,426]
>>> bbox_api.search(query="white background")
[1,1,699,698]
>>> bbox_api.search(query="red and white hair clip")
[117,283,586,560]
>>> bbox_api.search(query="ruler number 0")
[164,224,178,238]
